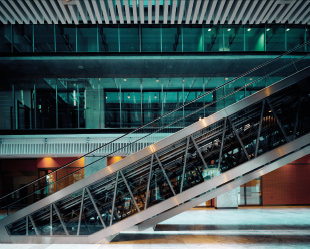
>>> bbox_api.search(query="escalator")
[1,62,310,243]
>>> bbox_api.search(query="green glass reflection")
[55,25,76,52]
[13,25,32,52]
[77,25,98,52]
[34,25,54,52]
[100,25,118,52]
[162,25,182,52]
[245,25,264,51]
[266,25,285,51]
[224,25,244,51]
[204,25,223,51]
[286,25,305,52]
[142,25,161,52]
[0,24,12,52]
[120,25,140,52]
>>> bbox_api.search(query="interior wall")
[262,154,310,205]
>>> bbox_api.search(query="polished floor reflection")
[1,206,310,248]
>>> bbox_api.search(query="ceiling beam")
[116,0,124,24]
[148,0,152,24]
[185,0,194,24]
[68,4,79,25]
[91,0,102,24]
[235,0,250,24]
[42,0,58,24]
[228,0,242,24]
[170,0,177,24]
[34,0,52,24]
[220,0,234,24]
[268,3,284,23]
[288,0,310,24]
[177,0,186,24]
[261,0,280,23]
[276,1,294,22]
[302,12,310,24]
[16,0,36,24]
[132,0,137,24]
[256,0,274,24]
[155,0,160,24]
[50,0,65,24]
[198,0,209,24]
[85,0,96,24]
[57,0,71,24]
[213,0,225,25]
[2,0,22,24]
[281,0,303,23]
[0,3,14,24]
[99,0,109,24]
[163,0,169,24]
[139,0,144,24]
[76,0,88,24]
[0,11,7,24]
[124,0,131,24]
[242,0,258,24]
[296,4,310,24]
[108,0,116,24]
[25,0,44,24]
[206,0,217,24]
[249,0,266,24]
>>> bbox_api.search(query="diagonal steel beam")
[180,137,190,193]
[255,100,265,158]
[85,187,107,228]
[77,188,85,235]
[28,215,40,235]
[144,154,154,210]
[120,170,140,212]
[266,98,289,142]
[293,95,302,140]
[110,172,119,226]
[52,203,69,235]
[218,117,227,169]
[228,117,250,161]
[154,153,176,196]
[190,135,210,172]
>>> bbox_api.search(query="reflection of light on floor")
[121,230,310,236]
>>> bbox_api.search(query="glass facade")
[0,77,279,130]
[0,24,308,53]
[238,178,262,205]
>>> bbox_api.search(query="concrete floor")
[1,206,310,249]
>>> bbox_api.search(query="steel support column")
[77,188,85,235]
[120,171,140,212]
[52,203,69,235]
[218,117,227,169]
[255,100,265,158]
[110,172,119,226]
[144,154,154,210]
[180,137,190,193]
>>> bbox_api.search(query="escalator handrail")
[1,39,310,203]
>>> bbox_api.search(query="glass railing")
[1,40,310,217]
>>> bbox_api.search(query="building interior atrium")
[1,0,310,248]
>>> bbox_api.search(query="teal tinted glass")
[286,25,305,52]
[183,25,203,52]
[204,25,223,51]
[34,25,54,52]
[120,25,140,52]
[162,25,181,52]
[0,24,11,52]
[142,25,161,52]
[77,25,98,52]
[245,25,264,51]
[266,25,285,51]
[100,25,118,52]
[13,25,32,52]
[55,25,76,52]
[224,25,244,51]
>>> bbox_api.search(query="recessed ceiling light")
[225,78,228,80]
[227,29,231,31]
[250,78,252,80]
[247,28,251,31]
[156,79,159,82]
[183,79,185,82]
[154,94,157,99]
[124,79,126,81]
[127,94,130,99]
[286,28,290,31]
[208,29,211,31]
[267,28,270,31]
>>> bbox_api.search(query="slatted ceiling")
[1,0,310,25]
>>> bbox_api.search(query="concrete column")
[214,187,238,209]
[84,156,106,178]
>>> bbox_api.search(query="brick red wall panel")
[263,154,310,205]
